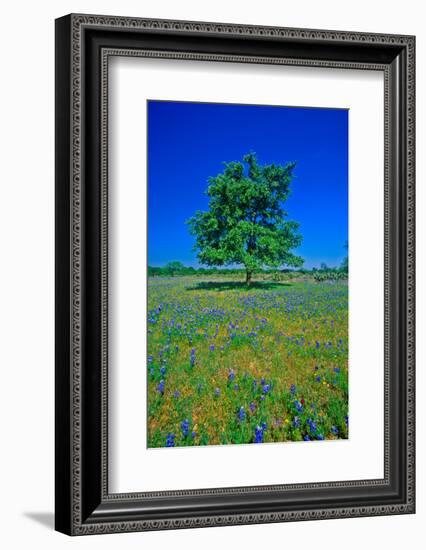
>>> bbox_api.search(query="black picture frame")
[55,13,415,535]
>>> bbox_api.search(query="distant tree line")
[148,259,348,281]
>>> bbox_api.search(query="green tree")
[187,153,303,285]
[340,241,348,273]
[165,261,185,276]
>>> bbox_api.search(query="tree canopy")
[187,153,303,284]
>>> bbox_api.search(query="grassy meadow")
[147,275,348,448]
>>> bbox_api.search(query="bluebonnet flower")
[331,425,339,435]
[160,366,166,377]
[149,367,155,377]
[175,345,179,352]
[290,384,296,396]
[303,435,311,441]
[260,395,265,401]
[165,433,175,447]
[345,415,349,427]
[333,367,341,374]
[260,377,266,386]
[148,355,153,364]
[315,341,320,349]
[190,348,196,367]
[209,344,215,352]
[316,434,325,440]
[292,416,300,428]
[214,388,220,397]
[191,431,197,439]
[157,379,165,395]
[173,390,180,398]
[249,402,256,413]
[234,384,239,391]
[263,384,271,394]
[315,375,321,382]
[238,407,246,421]
[181,419,190,438]
[228,369,235,382]
[294,400,303,413]
[254,424,266,443]
[307,419,317,434]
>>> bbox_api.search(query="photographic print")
[147,100,349,449]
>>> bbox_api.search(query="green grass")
[147,276,348,448]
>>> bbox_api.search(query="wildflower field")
[147,276,349,448]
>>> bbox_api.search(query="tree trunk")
[246,270,252,286]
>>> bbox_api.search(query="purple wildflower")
[294,400,303,413]
[237,407,246,421]
[254,424,266,443]
[307,419,317,434]
[165,433,175,447]
[181,419,190,438]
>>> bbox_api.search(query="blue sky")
[147,100,348,270]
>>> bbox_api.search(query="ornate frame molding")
[55,14,415,535]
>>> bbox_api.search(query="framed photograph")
[55,14,415,535]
